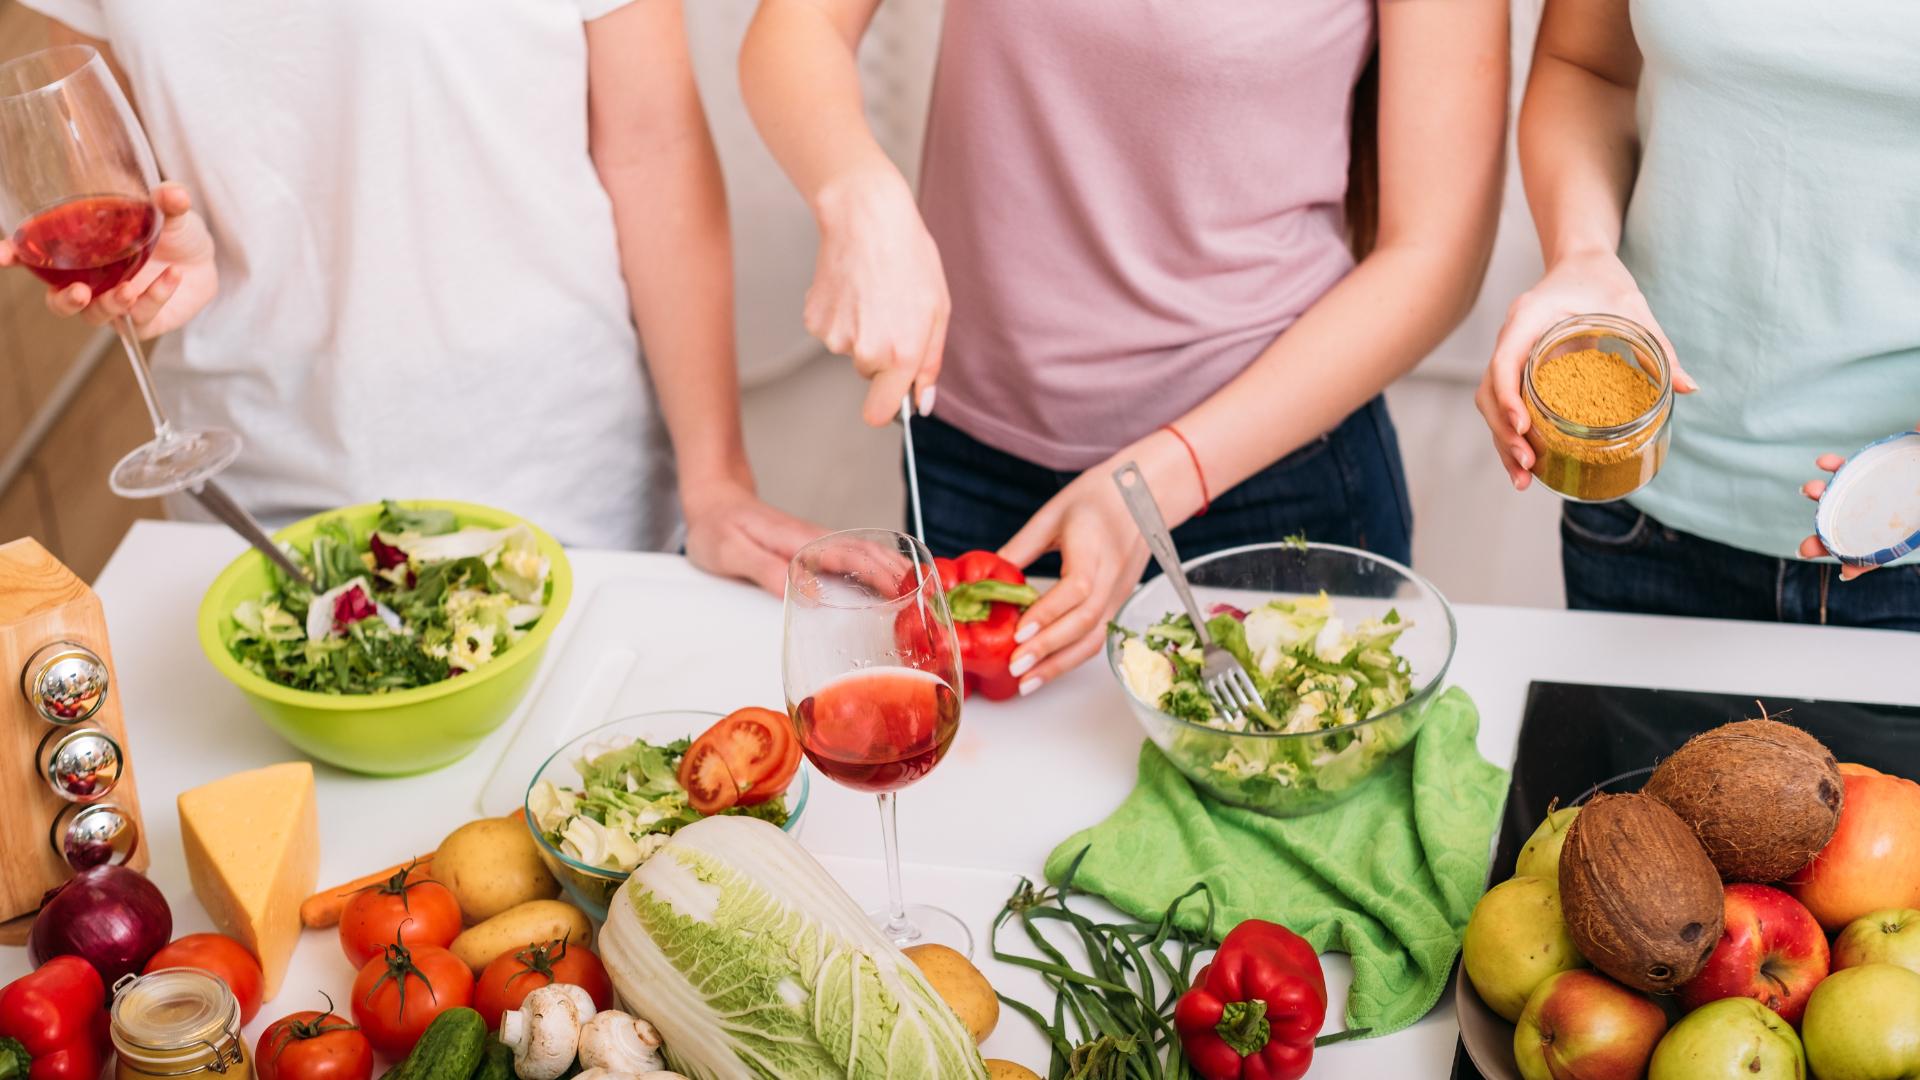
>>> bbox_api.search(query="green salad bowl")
[197,499,573,776]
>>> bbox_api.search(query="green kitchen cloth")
[1044,687,1506,1039]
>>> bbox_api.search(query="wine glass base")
[109,427,242,498]
[869,902,974,957]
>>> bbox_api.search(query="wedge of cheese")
[177,761,319,1000]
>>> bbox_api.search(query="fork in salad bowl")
[1110,463,1260,722]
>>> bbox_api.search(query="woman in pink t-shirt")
[743,0,1507,695]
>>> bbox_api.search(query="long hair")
[1346,49,1381,260]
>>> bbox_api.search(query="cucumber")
[393,1008,485,1080]
[470,1039,514,1080]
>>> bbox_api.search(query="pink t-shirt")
[921,0,1374,470]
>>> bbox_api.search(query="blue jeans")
[1562,500,1920,631]
[910,396,1414,576]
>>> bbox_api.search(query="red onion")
[29,865,172,985]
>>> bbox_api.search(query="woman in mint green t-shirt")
[1480,0,1920,630]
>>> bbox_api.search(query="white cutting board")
[477,576,788,815]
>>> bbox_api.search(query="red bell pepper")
[1174,920,1328,1080]
[0,956,110,1080]
[936,551,1039,700]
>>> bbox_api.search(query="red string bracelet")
[1161,423,1210,516]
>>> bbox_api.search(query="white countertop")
[8,520,1918,1074]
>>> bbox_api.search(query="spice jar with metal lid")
[111,968,252,1079]
[1523,313,1674,502]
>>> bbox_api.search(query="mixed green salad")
[528,738,788,874]
[1114,593,1421,801]
[228,501,551,694]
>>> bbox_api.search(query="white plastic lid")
[1813,430,1920,567]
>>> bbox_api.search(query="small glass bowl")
[1523,314,1674,503]
[1107,542,1457,817]
[524,710,810,921]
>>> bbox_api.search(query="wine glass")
[783,529,972,954]
[0,45,240,498]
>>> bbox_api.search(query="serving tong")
[1111,463,1260,722]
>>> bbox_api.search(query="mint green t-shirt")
[1621,0,1920,560]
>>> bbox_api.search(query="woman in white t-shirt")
[1,0,818,591]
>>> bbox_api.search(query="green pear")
[1515,805,1581,882]
[1649,998,1805,1080]
[1463,876,1586,1022]
[1802,964,1920,1080]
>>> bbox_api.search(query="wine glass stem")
[875,791,914,941]
[111,314,172,440]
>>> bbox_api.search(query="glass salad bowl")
[524,710,810,921]
[1106,542,1456,817]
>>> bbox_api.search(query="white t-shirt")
[21,0,678,550]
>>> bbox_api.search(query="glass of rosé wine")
[783,528,971,954]
[0,46,239,498]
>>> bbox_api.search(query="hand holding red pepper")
[0,956,110,1080]
[936,551,1039,700]
[1175,920,1331,1080]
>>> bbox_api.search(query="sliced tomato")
[742,715,804,805]
[678,740,741,815]
[702,708,790,790]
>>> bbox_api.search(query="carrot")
[299,853,437,929]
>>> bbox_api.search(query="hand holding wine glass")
[0,180,217,339]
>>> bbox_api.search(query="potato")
[905,943,998,1043]
[985,1062,1042,1080]
[450,899,592,973]
[435,816,559,923]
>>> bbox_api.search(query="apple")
[1516,805,1581,881]
[1463,876,1586,1022]
[1679,883,1829,1025]
[1786,767,1920,931]
[1834,909,1920,975]
[1649,997,1805,1080]
[1801,963,1920,1080]
[1514,969,1666,1080]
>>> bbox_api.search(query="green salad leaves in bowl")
[198,499,573,776]
[1107,542,1455,816]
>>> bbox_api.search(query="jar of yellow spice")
[1523,314,1674,502]
[110,968,251,1079]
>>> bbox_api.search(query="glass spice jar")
[111,968,252,1079]
[1522,313,1674,502]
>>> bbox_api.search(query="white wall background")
[686,0,1547,388]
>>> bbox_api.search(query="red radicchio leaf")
[1209,603,1249,621]
[369,532,409,570]
[333,584,379,633]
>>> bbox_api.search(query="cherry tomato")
[741,715,804,805]
[349,942,473,1059]
[257,997,375,1080]
[473,935,613,1029]
[678,740,740,815]
[145,933,265,1025]
[338,863,461,969]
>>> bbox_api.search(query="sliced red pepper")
[1174,920,1328,1080]
[937,552,1039,701]
[0,955,109,1080]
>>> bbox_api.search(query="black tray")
[1451,681,1920,1080]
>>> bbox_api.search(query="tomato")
[349,943,473,1059]
[145,933,265,1025]
[338,863,462,969]
[707,708,790,786]
[678,740,741,815]
[257,998,374,1080]
[741,715,804,805]
[473,935,613,1028]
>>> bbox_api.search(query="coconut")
[1642,718,1844,882]
[1559,793,1724,993]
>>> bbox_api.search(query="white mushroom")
[573,1070,636,1080]
[500,985,598,1080]
[579,1010,665,1073]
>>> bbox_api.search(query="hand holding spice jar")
[1519,315,1675,502]
[1476,251,1697,491]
